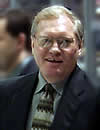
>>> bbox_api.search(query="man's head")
[0,9,32,73]
[31,5,84,83]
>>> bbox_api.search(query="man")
[0,5,96,130]
[0,9,38,79]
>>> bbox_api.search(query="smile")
[46,59,63,63]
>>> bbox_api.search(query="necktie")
[32,83,55,130]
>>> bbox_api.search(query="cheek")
[64,47,78,57]
[33,47,46,63]
[70,48,77,57]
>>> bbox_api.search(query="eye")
[38,38,47,45]
[59,38,74,48]
[38,38,51,47]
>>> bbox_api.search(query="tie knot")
[45,83,54,93]
[44,83,55,101]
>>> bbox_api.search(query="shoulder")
[0,72,38,94]
[69,66,95,90]
[66,66,96,103]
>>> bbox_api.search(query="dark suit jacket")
[0,66,96,130]
[92,88,100,130]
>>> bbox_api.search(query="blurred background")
[0,0,100,87]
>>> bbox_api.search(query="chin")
[47,77,63,83]
[46,72,64,82]
[47,70,60,76]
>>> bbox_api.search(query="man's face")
[0,19,18,70]
[32,15,81,83]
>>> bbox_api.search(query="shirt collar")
[35,72,47,94]
[35,71,67,95]
[51,79,67,95]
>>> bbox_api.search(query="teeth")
[47,59,62,63]
[48,59,54,62]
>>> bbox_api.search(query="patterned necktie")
[32,83,55,130]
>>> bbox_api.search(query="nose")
[49,40,61,55]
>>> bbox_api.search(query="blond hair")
[31,5,84,46]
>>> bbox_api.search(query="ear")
[31,36,34,48]
[77,48,82,57]
[31,36,35,55]
[76,40,84,58]
[17,33,26,50]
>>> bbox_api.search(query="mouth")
[46,58,63,63]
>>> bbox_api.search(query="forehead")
[36,15,74,37]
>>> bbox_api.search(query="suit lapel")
[50,66,86,130]
[10,73,38,104]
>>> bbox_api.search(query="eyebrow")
[38,36,74,42]
[38,36,74,39]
